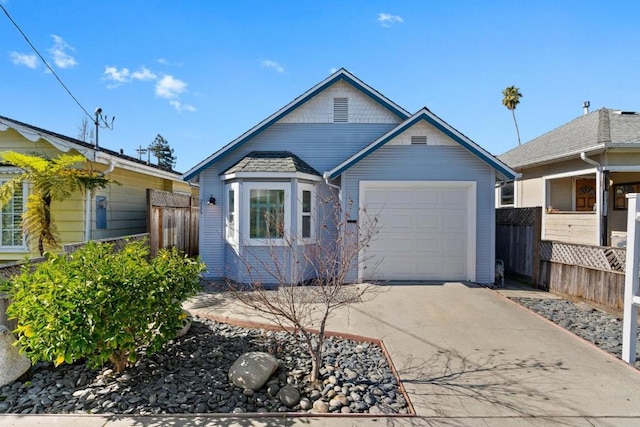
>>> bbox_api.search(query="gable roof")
[498,108,640,169]
[183,68,411,182]
[222,151,321,176]
[328,108,517,180]
[0,115,183,180]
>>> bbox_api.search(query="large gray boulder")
[228,352,279,391]
[0,325,30,386]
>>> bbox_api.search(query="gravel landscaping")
[510,297,640,369]
[0,316,409,415]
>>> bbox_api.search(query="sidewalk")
[4,281,640,426]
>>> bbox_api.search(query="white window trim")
[499,181,515,207]
[0,180,28,252]
[242,182,291,246]
[225,182,239,248]
[298,183,316,243]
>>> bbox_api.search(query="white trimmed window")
[299,184,315,240]
[0,180,26,249]
[244,182,291,244]
[500,181,514,206]
[225,183,238,244]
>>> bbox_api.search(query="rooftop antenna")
[94,107,115,148]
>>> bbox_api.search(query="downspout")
[85,158,116,241]
[580,152,606,245]
[323,172,342,204]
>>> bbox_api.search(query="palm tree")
[0,152,111,255]
[502,85,523,145]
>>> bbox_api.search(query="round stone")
[277,385,301,408]
[312,400,329,413]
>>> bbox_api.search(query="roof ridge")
[597,109,611,144]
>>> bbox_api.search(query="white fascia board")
[544,167,597,180]
[512,145,606,170]
[0,118,93,157]
[94,152,183,181]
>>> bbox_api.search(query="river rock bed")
[511,297,640,369]
[0,317,408,415]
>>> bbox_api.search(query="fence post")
[623,193,640,364]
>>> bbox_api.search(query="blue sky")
[0,1,638,173]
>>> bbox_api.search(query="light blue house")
[184,69,516,285]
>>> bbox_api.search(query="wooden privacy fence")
[495,207,542,286]
[148,189,199,258]
[538,241,626,310]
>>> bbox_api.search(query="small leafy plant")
[6,240,204,372]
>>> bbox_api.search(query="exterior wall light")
[208,196,216,205]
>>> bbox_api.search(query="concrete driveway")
[4,281,640,426]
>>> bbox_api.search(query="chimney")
[583,101,590,115]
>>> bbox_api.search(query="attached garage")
[360,181,476,281]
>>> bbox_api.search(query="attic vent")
[411,135,427,144]
[334,97,348,123]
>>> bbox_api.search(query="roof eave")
[505,144,606,170]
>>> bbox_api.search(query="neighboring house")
[0,115,194,262]
[184,69,515,285]
[498,107,640,247]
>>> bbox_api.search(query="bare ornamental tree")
[229,196,382,384]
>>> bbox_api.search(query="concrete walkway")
[4,282,640,426]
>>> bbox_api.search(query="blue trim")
[329,111,517,180]
[183,71,410,181]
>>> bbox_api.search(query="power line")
[0,3,93,121]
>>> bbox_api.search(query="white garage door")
[360,181,476,281]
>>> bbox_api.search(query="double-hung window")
[500,181,514,206]
[299,184,315,240]
[226,183,238,244]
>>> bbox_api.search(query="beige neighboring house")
[0,115,195,262]
[498,107,640,247]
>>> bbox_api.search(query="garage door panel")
[361,182,473,281]
[416,213,440,229]
[443,213,467,229]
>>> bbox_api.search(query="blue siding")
[343,144,496,284]
[199,123,394,280]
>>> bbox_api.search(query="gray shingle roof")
[222,151,321,176]
[498,108,640,169]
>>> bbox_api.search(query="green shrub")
[6,240,204,372]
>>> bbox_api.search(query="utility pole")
[93,107,115,148]
[136,146,149,162]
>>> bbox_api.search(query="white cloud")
[157,58,183,67]
[131,67,157,81]
[169,100,196,113]
[155,74,187,99]
[103,66,156,88]
[10,52,38,68]
[104,66,130,83]
[378,13,404,27]
[261,60,284,73]
[49,35,77,68]
[329,67,338,74]
[102,64,194,112]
